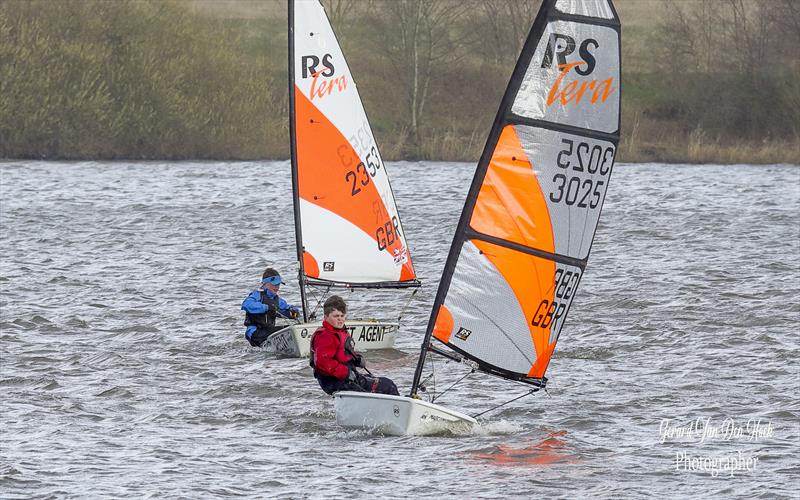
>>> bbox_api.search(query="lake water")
[1,161,798,498]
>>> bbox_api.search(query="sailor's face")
[325,309,346,329]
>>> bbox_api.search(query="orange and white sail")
[413,0,620,390]
[289,0,416,287]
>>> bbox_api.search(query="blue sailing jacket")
[241,288,299,339]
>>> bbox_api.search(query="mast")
[288,0,309,322]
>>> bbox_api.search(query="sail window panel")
[470,125,555,253]
[436,239,581,378]
[515,126,616,261]
[438,240,539,376]
[555,0,615,19]
[511,20,619,133]
[438,240,584,377]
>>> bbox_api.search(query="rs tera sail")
[289,0,418,294]
[411,0,621,392]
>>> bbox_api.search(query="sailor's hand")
[353,354,366,369]
[267,303,278,314]
[288,309,299,319]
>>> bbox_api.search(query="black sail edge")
[287,0,309,322]
[305,277,421,290]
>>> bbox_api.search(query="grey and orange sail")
[289,0,418,300]
[412,0,621,391]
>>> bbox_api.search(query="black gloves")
[352,354,366,369]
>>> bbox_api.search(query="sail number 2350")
[549,139,614,209]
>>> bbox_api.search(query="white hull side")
[334,392,476,436]
[263,320,397,357]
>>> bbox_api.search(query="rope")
[397,287,419,322]
[305,283,331,320]
[431,367,474,404]
[471,389,537,419]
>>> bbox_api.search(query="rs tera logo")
[301,53,347,101]
[539,33,615,107]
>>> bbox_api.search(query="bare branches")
[321,0,358,27]
[367,0,468,152]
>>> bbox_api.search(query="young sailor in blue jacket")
[241,268,300,347]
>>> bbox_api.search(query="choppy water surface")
[1,161,798,498]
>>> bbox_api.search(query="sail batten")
[289,0,417,293]
[412,0,620,395]
[464,229,588,270]
[508,114,619,142]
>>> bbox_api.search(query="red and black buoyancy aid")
[243,290,280,333]
[309,322,356,378]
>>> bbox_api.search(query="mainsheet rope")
[431,366,474,404]
[471,389,539,419]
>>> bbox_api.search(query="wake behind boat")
[267,0,420,357]
[335,0,621,436]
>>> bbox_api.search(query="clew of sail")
[415,0,621,389]
[290,0,416,287]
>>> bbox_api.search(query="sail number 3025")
[550,139,614,209]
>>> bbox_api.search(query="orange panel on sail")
[470,125,555,253]
[471,239,556,378]
[529,339,556,378]
[295,87,415,280]
[432,304,454,344]
[303,251,320,279]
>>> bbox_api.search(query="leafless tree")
[470,0,541,66]
[367,0,469,150]
[321,0,358,28]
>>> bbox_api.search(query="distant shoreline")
[3,1,798,168]
[3,149,798,166]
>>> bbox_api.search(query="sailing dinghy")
[264,0,420,357]
[335,0,621,435]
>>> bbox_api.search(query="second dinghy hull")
[264,320,398,357]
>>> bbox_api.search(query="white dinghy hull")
[334,392,476,436]
[263,320,398,357]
